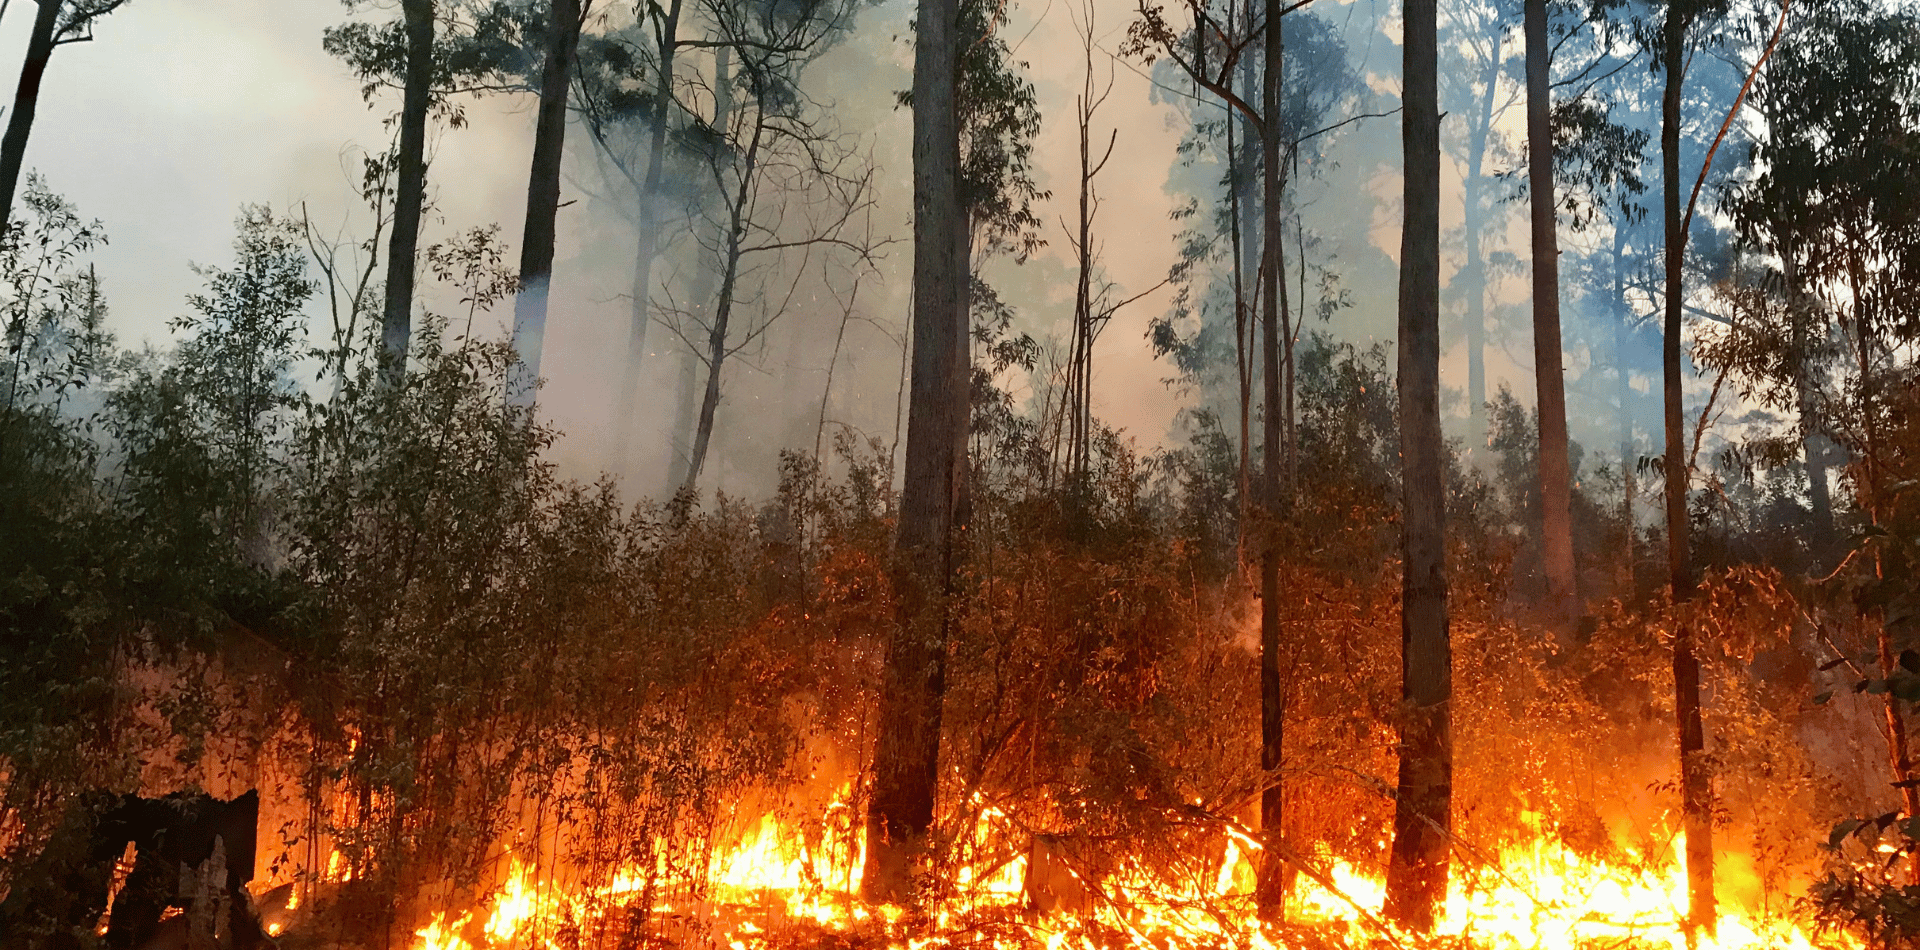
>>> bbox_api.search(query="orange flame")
[397,794,1846,950]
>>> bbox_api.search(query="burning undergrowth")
[0,297,1901,949]
[35,468,1885,950]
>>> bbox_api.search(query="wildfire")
[398,798,1844,950]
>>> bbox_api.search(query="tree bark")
[1383,0,1450,930]
[1524,0,1577,622]
[508,0,587,408]
[1661,6,1714,935]
[0,0,62,236]
[380,0,435,386]
[1253,0,1287,919]
[863,0,966,902]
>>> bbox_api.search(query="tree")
[383,0,436,383]
[0,0,133,235]
[1440,0,1518,447]
[1253,0,1286,916]
[1717,0,1920,884]
[326,0,539,381]
[1524,0,1576,619]
[1382,0,1450,930]
[1652,0,1789,931]
[863,0,967,903]
[571,0,705,471]
[508,0,593,407]
[671,0,876,494]
[1055,0,1163,502]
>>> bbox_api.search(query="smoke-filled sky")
[9,0,1677,499]
[12,0,1222,490]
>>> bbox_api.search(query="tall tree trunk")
[1233,35,1259,561]
[1228,85,1252,553]
[668,49,731,493]
[1661,7,1714,936]
[613,0,685,468]
[0,0,61,235]
[380,0,435,386]
[863,0,966,902]
[1613,230,1634,593]
[1383,0,1450,930]
[1524,0,1577,621]
[1462,55,1498,449]
[680,113,763,496]
[1068,60,1095,492]
[1780,237,1833,550]
[508,0,586,408]
[1253,0,1288,919]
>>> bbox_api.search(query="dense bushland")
[0,186,1904,947]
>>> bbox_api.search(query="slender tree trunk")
[1780,236,1832,549]
[1253,0,1288,919]
[1842,254,1920,884]
[0,0,60,236]
[380,0,435,386]
[1069,66,1095,492]
[668,346,699,489]
[863,0,966,901]
[1244,41,1259,498]
[1613,231,1634,593]
[681,111,763,495]
[1661,7,1714,936]
[1524,0,1577,621]
[668,49,730,493]
[814,279,862,464]
[1383,0,1450,929]
[1228,94,1252,553]
[1463,57,1498,448]
[614,0,685,467]
[508,0,587,408]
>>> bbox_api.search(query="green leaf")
[1814,690,1834,705]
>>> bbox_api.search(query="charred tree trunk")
[508,0,587,408]
[1524,0,1577,621]
[1661,6,1714,935]
[380,0,435,386]
[1253,0,1288,919]
[863,0,967,902]
[0,0,61,235]
[1383,0,1450,930]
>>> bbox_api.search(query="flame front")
[400,795,1843,950]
